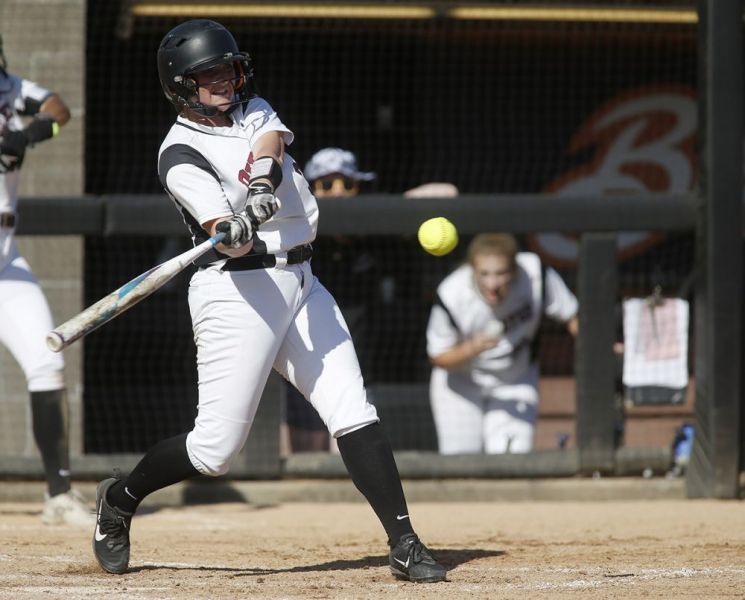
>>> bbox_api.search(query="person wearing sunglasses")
[304,147,375,198]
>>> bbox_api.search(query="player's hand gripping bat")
[46,233,225,352]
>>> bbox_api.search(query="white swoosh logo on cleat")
[393,556,410,568]
[94,502,106,541]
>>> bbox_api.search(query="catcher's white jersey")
[426,253,577,454]
[158,97,377,476]
[428,253,577,387]
[0,72,63,390]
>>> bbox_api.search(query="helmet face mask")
[157,20,254,117]
[181,61,247,113]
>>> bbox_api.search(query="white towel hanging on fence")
[622,297,689,391]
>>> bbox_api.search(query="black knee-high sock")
[30,390,71,497]
[337,422,415,546]
[107,432,199,514]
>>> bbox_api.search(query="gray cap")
[304,147,376,182]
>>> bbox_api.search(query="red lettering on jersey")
[238,152,254,188]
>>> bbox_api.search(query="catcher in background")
[92,20,446,584]
[0,34,92,526]
[426,233,578,454]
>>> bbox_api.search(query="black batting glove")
[245,181,281,227]
[0,114,56,161]
[215,213,254,249]
[24,113,57,144]
[0,130,28,162]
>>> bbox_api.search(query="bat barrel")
[44,232,226,353]
[46,331,66,353]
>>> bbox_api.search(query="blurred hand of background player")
[0,114,58,169]
[245,181,281,226]
[216,213,254,248]
[468,321,503,355]
[469,333,499,354]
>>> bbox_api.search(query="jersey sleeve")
[16,78,54,116]
[243,97,294,147]
[426,301,460,359]
[543,266,579,323]
[165,165,233,225]
[159,143,233,225]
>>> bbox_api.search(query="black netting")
[86,3,697,195]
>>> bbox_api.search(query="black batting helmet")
[157,20,253,116]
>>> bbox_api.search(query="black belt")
[0,212,16,228]
[221,244,313,272]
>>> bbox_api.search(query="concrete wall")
[0,0,85,460]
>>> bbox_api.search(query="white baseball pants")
[0,253,65,391]
[185,260,378,475]
[429,367,538,454]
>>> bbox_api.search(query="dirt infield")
[1,498,744,599]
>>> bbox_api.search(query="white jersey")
[158,97,318,265]
[157,101,378,477]
[427,252,578,387]
[0,72,64,390]
[0,72,53,270]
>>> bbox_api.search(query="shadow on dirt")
[127,548,504,576]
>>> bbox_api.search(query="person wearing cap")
[304,147,376,198]
[304,147,458,199]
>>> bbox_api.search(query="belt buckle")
[0,212,16,228]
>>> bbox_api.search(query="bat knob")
[46,331,65,353]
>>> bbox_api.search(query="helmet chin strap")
[195,104,221,118]
[188,96,241,118]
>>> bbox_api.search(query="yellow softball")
[417,217,458,256]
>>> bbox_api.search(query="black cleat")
[92,478,133,574]
[389,533,447,583]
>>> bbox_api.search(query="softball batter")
[0,35,92,525]
[427,233,578,454]
[92,19,445,584]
